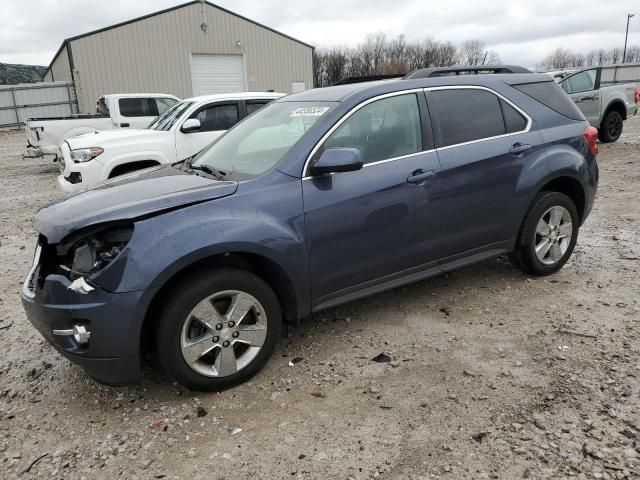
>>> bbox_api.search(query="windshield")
[149,101,194,131]
[191,101,337,177]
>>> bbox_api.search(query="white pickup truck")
[26,93,179,155]
[56,92,284,193]
[552,66,639,142]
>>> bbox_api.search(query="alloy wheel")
[607,115,622,138]
[534,206,573,265]
[180,290,268,377]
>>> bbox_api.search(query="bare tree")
[458,40,486,65]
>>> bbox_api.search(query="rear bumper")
[20,274,157,385]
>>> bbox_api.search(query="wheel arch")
[602,99,627,122]
[140,251,299,354]
[108,159,161,178]
[537,175,586,223]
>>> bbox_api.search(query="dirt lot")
[0,119,639,480]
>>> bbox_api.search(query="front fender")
[110,171,310,310]
[99,150,172,181]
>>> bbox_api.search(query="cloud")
[0,0,638,67]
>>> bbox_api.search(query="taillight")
[634,86,639,105]
[583,126,598,156]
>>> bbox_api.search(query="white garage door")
[191,54,246,96]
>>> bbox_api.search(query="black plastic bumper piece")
[55,348,141,385]
[21,274,156,385]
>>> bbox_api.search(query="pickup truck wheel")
[512,192,579,276]
[156,268,282,391]
[598,110,623,143]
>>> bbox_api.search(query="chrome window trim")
[301,85,532,179]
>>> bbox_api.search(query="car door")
[559,69,600,125]
[115,97,160,129]
[174,101,240,160]
[426,86,544,259]
[302,92,441,304]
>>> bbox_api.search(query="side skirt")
[311,241,512,313]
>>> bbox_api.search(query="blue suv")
[21,66,599,390]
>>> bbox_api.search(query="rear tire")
[598,110,623,143]
[512,192,579,276]
[156,268,282,391]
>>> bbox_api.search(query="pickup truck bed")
[26,93,179,156]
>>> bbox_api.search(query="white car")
[26,93,179,156]
[56,92,284,193]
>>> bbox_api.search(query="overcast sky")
[1,0,638,68]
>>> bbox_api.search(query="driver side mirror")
[310,148,363,176]
[181,118,201,133]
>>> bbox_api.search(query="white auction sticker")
[290,106,330,117]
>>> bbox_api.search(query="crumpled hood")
[35,165,237,243]
[65,128,167,149]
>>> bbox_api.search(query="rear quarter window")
[512,81,584,121]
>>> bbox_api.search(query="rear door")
[559,69,600,125]
[174,101,240,160]
[302,92,441,304]
[426,86,544,258]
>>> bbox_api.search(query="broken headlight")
[57,224,133,279]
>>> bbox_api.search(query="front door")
[560,69,600,126]
[303,92,441,304]
[175,102,240,160]
[426,87,545,258]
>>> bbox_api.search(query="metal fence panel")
[0,81,77,129]
[600,65,640,84]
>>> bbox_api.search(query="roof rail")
[332,74,406,86]
[404,65,532,79]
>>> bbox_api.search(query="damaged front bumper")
[20,251,157,385]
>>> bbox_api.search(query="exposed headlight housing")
[70,147,103,163]
[57,224,133,279]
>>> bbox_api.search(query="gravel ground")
[0,118,639,480]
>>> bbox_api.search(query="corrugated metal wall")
[0,82,77,129]
[46,45,73,83]
[63,3,313,112]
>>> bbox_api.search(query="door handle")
[509,142,532,155]
[407,169,435,184]
[578,95,595,101]
[120,122,130,127]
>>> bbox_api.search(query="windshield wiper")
[189,164,227,180]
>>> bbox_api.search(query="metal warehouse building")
[43,1,314,113]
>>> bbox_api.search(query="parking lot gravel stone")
[0,117,639,479]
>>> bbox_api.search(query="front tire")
[512,191,579,276]
[156,268,282,391]
[598,110,623,143]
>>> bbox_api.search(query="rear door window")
[246,100,271,116]
[320,93,423,165]
[428,89,506,147]
[191,103,239,132]
[119,97,159,117]
[500,99,527,133]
